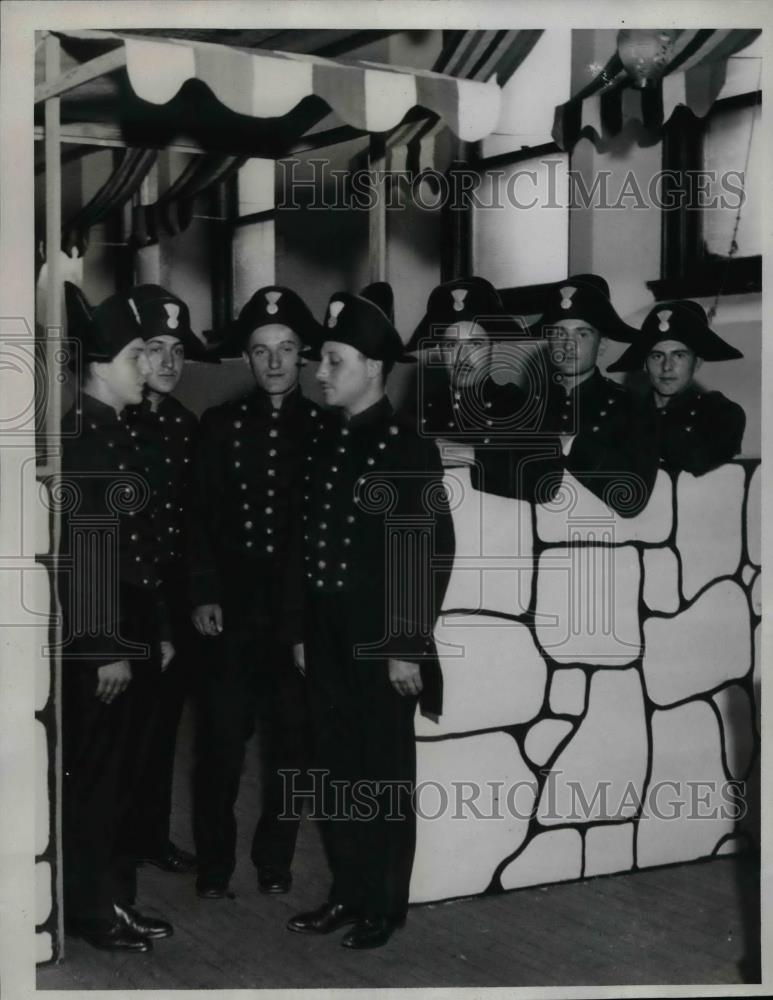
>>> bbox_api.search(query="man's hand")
[388,659,423,698]
[96,660,132,704]
[293,643,306,676]
[192,603,223,636]
[436,438,475,468]
[160,640,176,672]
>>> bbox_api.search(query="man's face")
[316,341,378,411]
[93,337,150,406]
[243,324,302,397]
[435,320,493,388]
[144,334,184,395]
[546,318,604,377]
[645,339,701,399]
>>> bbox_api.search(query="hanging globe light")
[617,29,680,88]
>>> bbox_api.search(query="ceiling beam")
[34,47,127,104]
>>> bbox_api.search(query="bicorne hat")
[606,300,743,371]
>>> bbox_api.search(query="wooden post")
[44,33,62,465]
[368,133,387,283]
[43,29,65,962]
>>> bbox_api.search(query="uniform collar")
[137,393,174,417]
[252,384,302,416]
[650,383,700,413]
[78,390,123,425]
[561,367,606,397]
[344,394,392,430]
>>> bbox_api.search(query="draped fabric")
[552,28,761,152]
[52,29,503,144]
[131,154,247,246]
[386,30,544,176]
[61,148,157,257]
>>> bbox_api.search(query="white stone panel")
[713,685,755,780]
[442,468,533,617]
[35,634,51,714]
[36,861,52,926]
[584,822,635,877]
[746,464,760,565]
[500,828,583,890]
[35,719,49,857]
[548,667,586,716]
[417,615,547,737]
[677,465,744,601]
[524,719,573,767]
[717,836,745,856]
[36,932,52,964]
[643,547,680,614]
[642,580,751,707]
[411,732,536,903]
[638,701,736,868]
[34,481,52,556]
[751,572,761,616]
[538,669,647,825]
[535,545,641,665]
[535,468,672,545]
[0,565,51,626]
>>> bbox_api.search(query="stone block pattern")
[36,461,761,951]
[35,479,60,964]
[410,461,760,903]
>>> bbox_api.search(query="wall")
[410,458,760,902]
[567,52,762,458]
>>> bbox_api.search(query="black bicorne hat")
[302,291,414,364]
[217,285,322,359]
[607,300,743,372]
[532,274,638,343]
[360,281,395,324]
[407,276,528,352]
[129,284,216,363]
[64,281,144,366]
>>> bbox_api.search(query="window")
[647,90,761,299]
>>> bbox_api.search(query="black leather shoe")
[341,915,405,949]
[114,903,173,940]
[257,866,292,894]
[143,842,197,874]
[66,917,152,953]
[287,902,359,934]
[196,878,231,899]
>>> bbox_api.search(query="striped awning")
[553,28,761,152]
[385,30,544,178]
[45,30,502,144]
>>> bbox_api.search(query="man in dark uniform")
[606,299,745,475]
[532,274,659,516]
[124,284,215,874]
[406,276,563,502]
[287,291,455,950]
[58,283,175,952]
[188,286,322,898]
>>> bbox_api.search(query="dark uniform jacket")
[538,367,659,517]
[416,375,563,502]
[642,385,745,477]
[188,386,323,642]
[57,392,166,669]
[124,395,198,581]
[302,396,455,716]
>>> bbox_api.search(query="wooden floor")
[38,704,761,990]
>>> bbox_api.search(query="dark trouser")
[193,616,309,885]
[305,592,418,920]
[62,662,160,927]
[130,576,201,856]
